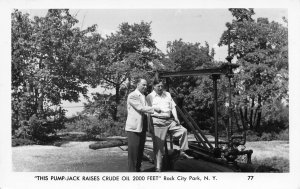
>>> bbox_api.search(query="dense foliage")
[87,21,162,120]
[11,9,99,141]
[218,9,288,132]
[163,39,218,131]
[12,9,288,142]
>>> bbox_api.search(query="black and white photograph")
[1,0,300,189]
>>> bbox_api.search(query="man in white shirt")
[146,79,192,172]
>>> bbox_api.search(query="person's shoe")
[179,151,193,159]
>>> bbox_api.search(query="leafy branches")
[218,8,288,131]
[88,21,161,120]
[11,9,99,139]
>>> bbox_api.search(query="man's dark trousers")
[127,130,146,172]
[127,117,147,172]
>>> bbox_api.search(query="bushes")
[260,132,274,141]
[85,117,109,138]
[12,113,66,144]
[86,118,126,138]
[65,115,126,139]
[246,129,289,142]
[276,129,289,140]
[12,138,36,146]
[27,115,52,141]
[260,101,289,133]
[64,115,98,133]
[246,130,261,141]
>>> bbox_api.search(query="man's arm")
[146,94,154,134]
[171,106,180,124]
[170,97,180,124]
[128,93,160,114]
[145,95,152,106]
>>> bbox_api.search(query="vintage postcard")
[1,0,300,188]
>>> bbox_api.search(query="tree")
[90,21,161,120]
[218,9,288,132]
[11,10,35,132]
[82,93,114,119]
[11,9,99,138]
[163,39,218,130]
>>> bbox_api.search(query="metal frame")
[156,63,253,168]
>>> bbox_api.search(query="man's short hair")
[135,77,146,85]
[152,78,164,86]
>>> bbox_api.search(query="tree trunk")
[37,87,44,118]
[254,95,262,132]
[253,108,257,130]
[244,104,248,129]
[256,109,262,132]
[34,88,39,115]
[233,110,241,131]
[239,106,247,130]
[113,84,120,121]
[37,58,44,118]
[249,97,255,130]
[125,76,131,99]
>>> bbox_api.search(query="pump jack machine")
[156,61,253,171]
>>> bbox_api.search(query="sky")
[21,9,288,116]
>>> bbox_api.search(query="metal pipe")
[228,76,233,139]
[226,27,233,140]
[212,74,220,148]
[176,106,210,151]
[189,143,215,156]
[170,87,214,149]
[192,140,229,144]
[181,107,214,149]
[165,78,170,92]
[159,64,239,78]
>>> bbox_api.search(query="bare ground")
[12,138,289,172]
[13,142,130,172]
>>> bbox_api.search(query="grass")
[246,129,289,142]
[252,156,289,172]
[12,132,103,147]
[244,140,289,172]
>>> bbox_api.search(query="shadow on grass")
[12,132,107,147]
[252,157,289,172]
